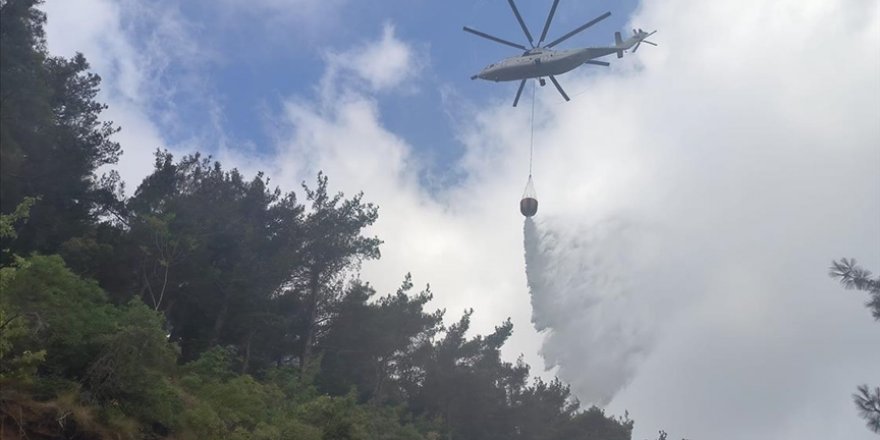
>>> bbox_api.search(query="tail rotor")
[631,28,657,53]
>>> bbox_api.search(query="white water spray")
[523,216,655,405]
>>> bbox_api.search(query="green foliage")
[853,385,880,434]
[2,254,116,378]
[293,171,383,370]
[0,304,46,383]
[86,299,182,426]
[511,378,579,440]
[317,276,442,403]
[58,230,129,295]
[0,2,637,438]
[829,258,880,320]
[0,254,179,432]
[564,406,633,440]
[0,197,37,304]
[264,364,320,405]
[176,348,316,439]
[362,405,430,440]
[184,372,281,431]
[295,393,426,440]
[0,196,36,241]
[126,151,306,364]
[829,258,880,435]
[168,348,430,440]
[297,394,371,440]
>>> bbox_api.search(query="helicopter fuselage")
[473,46,617,82]
[462,0,656,106]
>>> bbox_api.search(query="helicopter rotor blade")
[585,60,610,66]
[545,11,611,48]
[632,41,641,53]
[538,0,560,46]
[548,75,570,101]
[512,79,527,107]
[507,0,534,47]
[642,40,658,46]
[463,26,528,51]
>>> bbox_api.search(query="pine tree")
[829,258,880,433]
[293,172,381,371]
[1,0,121,256]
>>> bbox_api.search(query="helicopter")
[465,0,657,106]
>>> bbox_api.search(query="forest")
[0,1,636,438]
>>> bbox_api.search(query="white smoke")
[524,215,661,405]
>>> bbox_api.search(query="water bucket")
[520,175,538,217]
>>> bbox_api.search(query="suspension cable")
[529,79,536,176]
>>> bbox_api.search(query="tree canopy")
[829,258,880,434]
[0,1,635,438]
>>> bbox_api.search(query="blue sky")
[115,0,640,173]
[43,1,880,439]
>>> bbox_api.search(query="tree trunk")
[241,330,254,374]
[372,357,387,402]
[210,294,230,347]
[300,271,320,372]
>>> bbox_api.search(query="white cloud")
[506,1,879,438]
[219,22,549,372]
[214,0,348,44]
[345,22,420,91]
[42,0,209,189]
[44,0,142,102]
[322,22,424,94]
[43,0,241,196]
[41,1,880,439]
[219,0,343,14]
[255,1,880,439]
